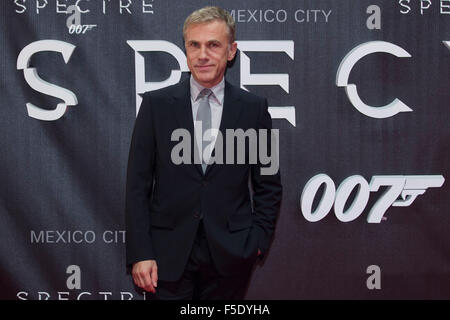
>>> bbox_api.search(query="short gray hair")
[183,6,236,43]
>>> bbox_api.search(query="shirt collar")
[190,75,225,106]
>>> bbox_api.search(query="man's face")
[185,20,237,88]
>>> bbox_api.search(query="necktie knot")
[197,88,212,100]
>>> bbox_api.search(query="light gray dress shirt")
[190,76,225,165]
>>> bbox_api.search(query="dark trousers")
[154,220,253,300]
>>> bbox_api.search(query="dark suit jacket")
[125,78,282,282]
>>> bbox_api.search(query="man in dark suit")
[125,6,282,300]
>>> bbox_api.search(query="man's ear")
[228,42,238,61]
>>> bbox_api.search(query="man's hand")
[132,260,158,293]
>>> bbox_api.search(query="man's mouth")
[196,65,214,69]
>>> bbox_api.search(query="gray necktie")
[196,88,212,173]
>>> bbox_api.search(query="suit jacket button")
[202,180,207,186]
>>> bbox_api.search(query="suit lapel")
[204,81,243,176]
[172,79,204,176]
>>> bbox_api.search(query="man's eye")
[209,42,219,48]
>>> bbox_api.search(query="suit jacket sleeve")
[251,98,283,260]
[125,93,156,267]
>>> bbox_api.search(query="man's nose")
[198,45,208,60]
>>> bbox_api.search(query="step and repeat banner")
[0,0,449,299]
